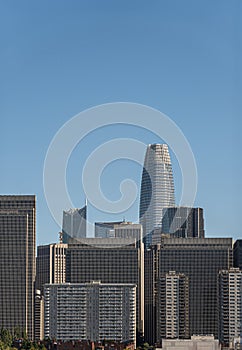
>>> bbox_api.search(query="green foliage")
[0,328,13,347]
[137,342,153,350]
[0,328,45,350]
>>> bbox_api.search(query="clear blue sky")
[1,0,241,244]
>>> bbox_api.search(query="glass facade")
[62,205,87,243]
[162,207,205,238]
[139,144,175,248]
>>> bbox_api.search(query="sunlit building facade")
[44,282,136,346]
[139,144,175,248]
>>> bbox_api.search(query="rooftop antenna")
[59,231,63,244]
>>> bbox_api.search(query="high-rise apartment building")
[36,243,68,293]
[0,195,36,339]
[44,282,136,347]
[157,271,189,341]
[234,240,242,270]
[66,238,144,337]
[139,144,175,248]
[162,207,205,238]
[144,238,233,344]
[218,268,242,348]
[62,205,87,243]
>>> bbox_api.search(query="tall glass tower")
[139,144,175,248]
[62,204,87,243]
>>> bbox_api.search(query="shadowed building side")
[162,206,205,238]
[0,195,36,339]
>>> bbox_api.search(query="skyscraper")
[66,238,144,337]
[218,268,242,348]
[112,222,143,246]
[95,221,124,238]
[157,271,189,341]
[35,242,68,340]
[234,239,242,270]
[95,221,142,243]
[62,204,87,243]
[0,195,36,339]
[139,144,175,248]
[44,282,136,346]
[36,242,68,293]
[144,238,233,344]
[162,207,205,238]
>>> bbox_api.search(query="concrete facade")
[44,282,136,346]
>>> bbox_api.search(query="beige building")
[35,242,67,339]
[161,335,221,350]
[157,271,189,340]
[218,268,242,348]
[36,242,68,293]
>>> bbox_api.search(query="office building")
[157,271,189,341]
[234,240,242,270]
[0,195,36,339]
[62,205,87,243]
[162,207,205,238]
[144,238,233,344]
[95,221,143,244]
[113,222,143,245]
[44,282,136,347]
[95,221,124,238]
[36,242,68,293]
[139,144,175,248]
[35,242,67,340]
[66,238,144,337]
[150,228,171,245]
[218,268,242,348]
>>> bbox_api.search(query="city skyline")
[1,1,241,244]
[0,2,241,349]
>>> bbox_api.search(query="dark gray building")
[234,239,242,270]
[0,195,36,339]
[62,205,87,243]
[66,238,144,338]
[144,238,233,344]
[162,207,205,238]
